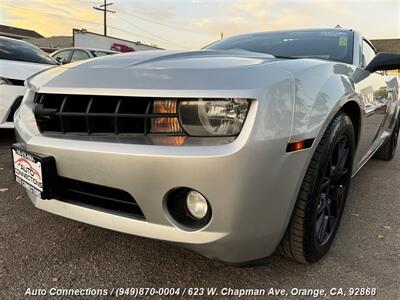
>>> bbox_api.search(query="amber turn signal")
[153,99,178,113]
[150,117,182,133]
[150,99,183,133]
[286,139,314,152]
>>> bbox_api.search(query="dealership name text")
[24,287,377,297]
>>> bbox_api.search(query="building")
[72,29,162,52]
[27,29,162,53]
[0,24,43,40]
[371,39,400,53]
[26,36,73,53]
[371,38,400,77]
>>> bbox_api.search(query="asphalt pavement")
[0,129,399,299]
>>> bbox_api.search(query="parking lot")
[0,130,399,299]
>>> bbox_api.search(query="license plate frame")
[11,144,59,199]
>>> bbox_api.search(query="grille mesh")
[34,94,184,136]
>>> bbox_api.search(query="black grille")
[57,177,145,219]
[34,93,184,136]
[6,96,23,122]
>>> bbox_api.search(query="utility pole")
[93,0,116,36]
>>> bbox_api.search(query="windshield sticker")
[338,36,348,46]
[319,31,347,37]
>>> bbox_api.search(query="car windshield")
[90,50,116,57]
[206,30,354,64]
[0,38,58,65]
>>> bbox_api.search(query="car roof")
[53,47,117,53]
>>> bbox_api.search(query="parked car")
[0,37,57,129]
[50,47,118,64]
[12,29,400,264]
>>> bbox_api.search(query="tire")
[374,118,400,161]
[279,112,355,263]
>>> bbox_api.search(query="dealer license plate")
[11,145,58,199]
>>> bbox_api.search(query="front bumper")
[14,86,315,263]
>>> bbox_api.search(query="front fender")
[289,63,360,143]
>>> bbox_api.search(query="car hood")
[62,50,277,70]
[0,59,55,80]
[30,50,297,93]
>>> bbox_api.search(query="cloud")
[1,0,398,49]
[191,0,398,39]
[192,0,316,38]
[1,0,102,36]
[116,1,175,21]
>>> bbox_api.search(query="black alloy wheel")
[390,120,399,158]
[315,135,351,246]
[374,118,400,161]
[279,112,355,263]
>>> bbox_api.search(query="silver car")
[12,29,400,264]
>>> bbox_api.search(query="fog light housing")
[165,188,212,229]
[186,191,208,219]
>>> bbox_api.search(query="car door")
[354,39,391,164]
[52,50,72,64]
[70,50,91,63]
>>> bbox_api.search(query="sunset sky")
[0,0,399,50]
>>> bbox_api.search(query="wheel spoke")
[393,127,398,149]
[318,215,329,241]
[326,196,332,217]
[320,177,330,192]
[328,216,335,232]
[326,157,334,177]
[317,194,327,214]
[331,138,350,183]
[337,138,349,169]
[332,185,344,215]
[314,132,352,246]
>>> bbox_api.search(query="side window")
[71,50,90,62]
[91,51,112,57]
[362,40,376,68]
[53,50,71,64]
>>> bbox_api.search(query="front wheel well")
[340,101,361,149]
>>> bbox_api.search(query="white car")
[0,37,57,128]
[50,47,117,65]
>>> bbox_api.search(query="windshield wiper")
[272,55,301,59]
[273,55,332,61]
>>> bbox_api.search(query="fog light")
[186,191,208,219]
[165,187,212,229]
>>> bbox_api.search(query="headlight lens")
[0,77,13,85]
[178,98,250,136]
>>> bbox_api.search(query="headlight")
[0,77,13,85]
[178,98,250,136]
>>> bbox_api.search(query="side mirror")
[54,57,63,64]
[54,57,68,65]
[365,52,400,73]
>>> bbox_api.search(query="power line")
[1,4,174,48]
[93,0,116,36]
[2,4,103,27]
[118,10,208,36]
[107,24,168,47]
[117,15,190,49]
